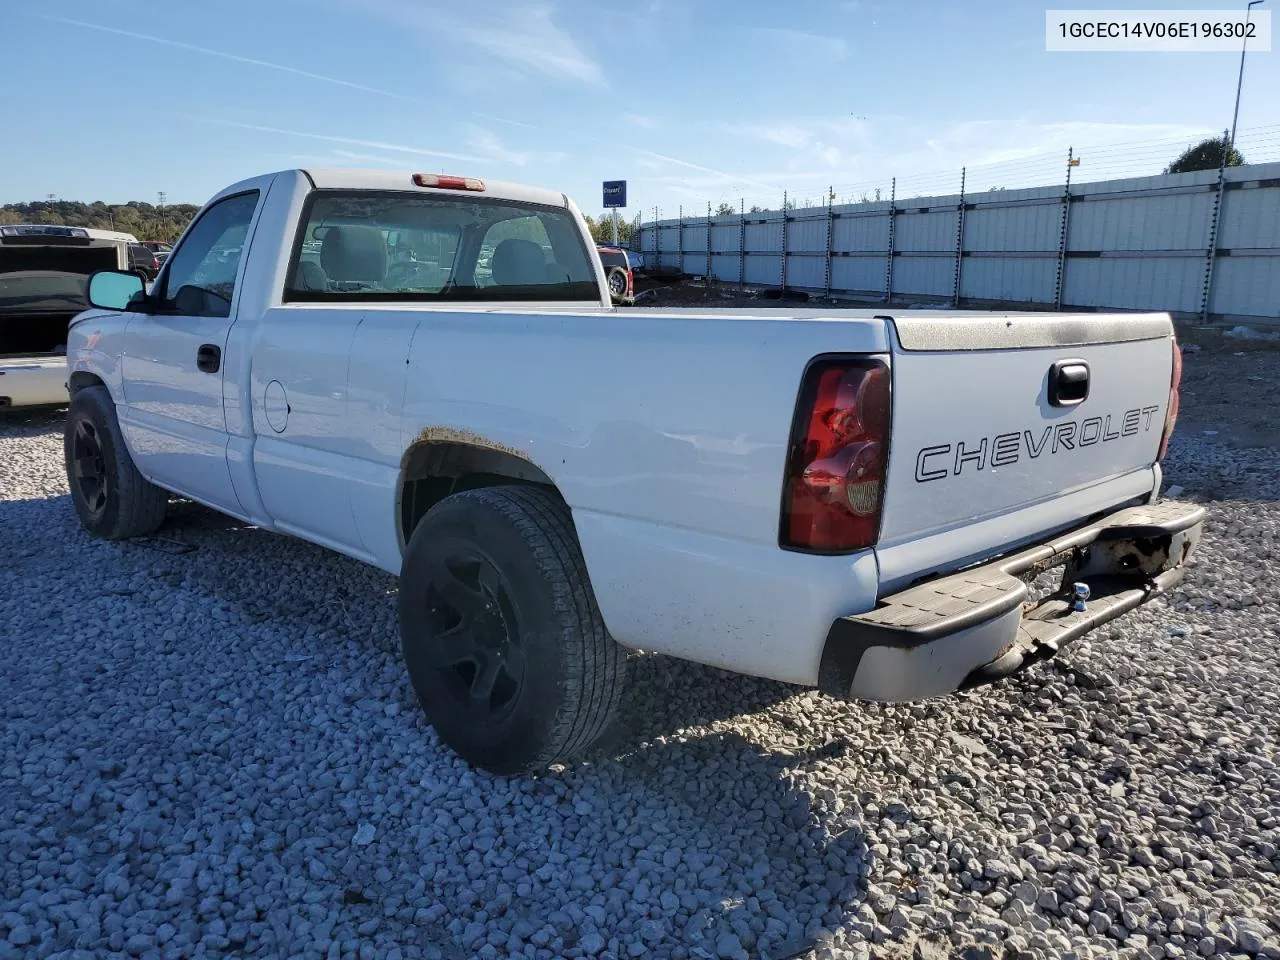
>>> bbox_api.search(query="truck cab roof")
[212,169,573,211]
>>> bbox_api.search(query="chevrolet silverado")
[61,168,1203,774]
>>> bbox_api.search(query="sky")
[2,0,1278,216]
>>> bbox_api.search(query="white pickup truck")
[63,168,1203,774]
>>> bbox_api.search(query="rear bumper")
[0,357,68,409]
[819,500,1205,701]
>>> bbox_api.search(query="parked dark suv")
[128,244,161,281]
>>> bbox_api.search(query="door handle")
[197,344,221,374]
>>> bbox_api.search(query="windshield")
[285,191,599,303]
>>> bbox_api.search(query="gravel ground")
[2,343,1278,960]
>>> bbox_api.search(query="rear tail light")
[412,173,485,191]
[780,357,891,552]
[626,268,634,297]
[1157,336,1183,461]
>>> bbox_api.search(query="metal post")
[706,201,713,282]
[1054,147,1076,310]
[1230,0,1266,153]
[952,167,966,307]
[678,205,684,277]
[780,191,789,291]
[611,208,618,245]
[1201,129,1231,322]
[884,178,896,303]
[654,207,660,269]
[739,198,746,287]
[823,185,835,299]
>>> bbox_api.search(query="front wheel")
[63,386,169,539]
[398,485,628,775]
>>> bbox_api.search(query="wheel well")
[398,441,559,547]
[68,372,105,396]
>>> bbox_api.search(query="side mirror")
[87,270,146,311]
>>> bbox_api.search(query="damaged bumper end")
[819,500,1206,702]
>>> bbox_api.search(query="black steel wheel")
[63,385,169,539]
[418,539,527,722]
[69,417,110,520]
[399,485,627,775]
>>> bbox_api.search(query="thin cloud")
[722,122,815,149]
[328,149,424,167]
[360,1,605,86]
[49,13,527,131]
[471,112,538,130]
[449,7,604,86]
[624,147,778,192]
[45,16,428,104]
[464,129,565,167]
[184,117,492,164]
[746,27,849,61]
[623,114,658,130]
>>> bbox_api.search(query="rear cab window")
[284,191,600,303]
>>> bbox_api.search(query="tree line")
[0,200,198,243]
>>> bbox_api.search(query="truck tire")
[398,485,627,774]
[63,385,169,540]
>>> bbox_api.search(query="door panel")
[120,189,264,511]
[122,313,239,507]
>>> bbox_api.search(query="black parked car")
[128,243,161,281]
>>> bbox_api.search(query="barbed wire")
[644,123,1280,221]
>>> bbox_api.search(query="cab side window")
[159,191,259,318]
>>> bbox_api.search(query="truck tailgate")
[876,313,1176,579]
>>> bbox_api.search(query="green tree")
[584,213,633,245]
[1165,137,1244,174]
[0,198,200,242]
[715,202,736,216]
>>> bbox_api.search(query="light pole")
[1229,0,1266,155]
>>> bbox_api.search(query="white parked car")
[61,168,1202,774]
[0,225,134,410]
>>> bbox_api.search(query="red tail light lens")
[412,173,485,191]
[626,268,634,297]
[1157,337,1182,461]
[781,357,891,552]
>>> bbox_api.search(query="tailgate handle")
[1048,359,1089,407]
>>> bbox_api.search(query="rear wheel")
[64,386,168,539]
[398,485,627,774]
[606,266,628,299]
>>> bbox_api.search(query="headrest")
[491,238,547,286]
[294,260,328,292]
[321,225,387,283]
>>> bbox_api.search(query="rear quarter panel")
[395,308,892,674]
